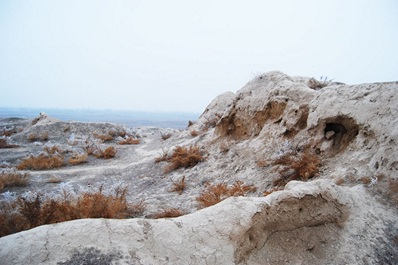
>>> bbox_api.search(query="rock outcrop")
[1,71,397,264]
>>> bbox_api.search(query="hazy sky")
[1,1,397,113]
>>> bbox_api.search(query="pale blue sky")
[1,0,397,113]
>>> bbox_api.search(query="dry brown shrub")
[256,159,269,168]
[388,177,398,193]
[308,76,332,89]
[118,137,140,145]
[219,142,230,154]
[263,186,283,196]
[228,180,257,196]
[44,145,61,155]
[361,177,371,185]
[1,129,15,137]
[335,178,345,186]
[0,171,30,190]
[0,186,145,237]
[196,181,256,208]
[164,145,204,173]
[155,148,169,163]
[170,176,186,195]
[0,138,19,148]
[190,130,199,137]
[93,132,114,142]
[151,208,184,219]
[16,154,65,170]
[68,152,88,165]
[272,151,320,187]
[161,132,172,140]
[46,175,62,183]
[94,146,117,159]
[28,132,48,142]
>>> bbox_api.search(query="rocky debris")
[0,71,398,264]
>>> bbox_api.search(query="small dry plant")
[16,153,64,170]
[68,152,88,165]
[263,186,283,196]
[93,132,114,142]
[308,76,332,89]
[0,171,30,191]
[196,181,256,208]
[151,208,184,219]
[190,130,199,137]
[0,185,145,237]
[272,151,320,187]
[46,175,62,183]
[94,146,117,159]
[164,145,204,173]
[170,176,186,195]
[161,132,172,141]
[44,145,62,155]
[28,132,49,142]
[0,138,18,149]
[155,148,169,163]
[118,137,140,145]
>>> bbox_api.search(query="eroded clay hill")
[1,71,397,264]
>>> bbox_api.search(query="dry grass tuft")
[151,208,184,219]
[196,181,256,208]
[93,132,114,142]
[272,151,320,187]
[28,132,49,142]
[46,175,62,183]
[0,186,145,237]
[16,154,64,170]
[164,146,204,173]
[256,159,269,168]
[308,76,332,89]
[263,186,283,196]
[44,145,62,155]
[170,176,186,195]
[118,137,140,145]
[155,148,169,163]
[161,132,172,141]
[68,152,88,165]
[94,146,117,159]
[0,171,30,191]
[360,177,372,185]
[190,130,199,137]
[0,138,19,149]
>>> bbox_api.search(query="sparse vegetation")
[272,151,320,187]
[0,138,19,148]
[151,208,184,219]
[190,130,199,137]
[0,185,145,237]
[161,132,172,141]
[16,153,65,170]
[170,176,186,195]
[196,181,257,208]
[68,152,88,165]
[155,148,169,163]
[44,145,62,155]
[308,76,333,89]
[118,137,140,145]
[93,132,114,142]
[0,171,30,191]
[46,175,62,183]
[94,146,117,159]
[28,132,49,142]
[164,146,204,173]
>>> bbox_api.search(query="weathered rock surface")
[1,71,398,264]
[0,179,388,265]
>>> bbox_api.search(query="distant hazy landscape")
[0,107,199,129]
